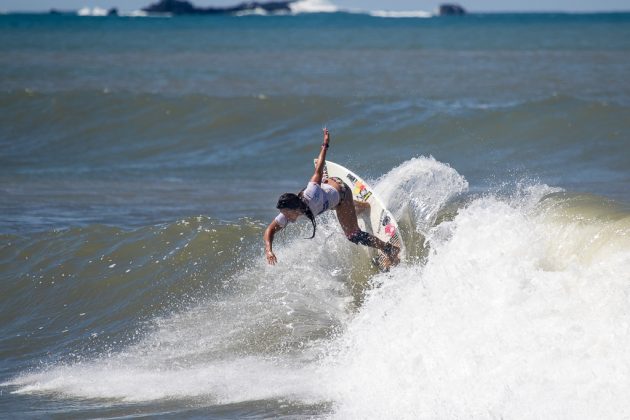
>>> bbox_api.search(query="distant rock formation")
[142,0,295,15]
[107,8,119,16]
[438,4,467,16]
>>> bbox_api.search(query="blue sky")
[3,0,630,12]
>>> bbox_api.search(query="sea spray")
[374,157,469,260]
[4,214,351,403]
[376,157,468,227]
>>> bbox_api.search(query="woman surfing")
[264,128,400,267]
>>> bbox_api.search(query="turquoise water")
[1,11,630,418]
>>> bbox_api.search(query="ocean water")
[1,8,630,419]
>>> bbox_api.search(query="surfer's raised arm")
[264,129,329,266]
[311,128,330,184]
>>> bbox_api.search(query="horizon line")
[2,8,630,14]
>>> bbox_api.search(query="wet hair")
[276,192,316,239]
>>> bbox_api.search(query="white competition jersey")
[275,181,340,228]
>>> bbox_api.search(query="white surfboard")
[316,160,405,271]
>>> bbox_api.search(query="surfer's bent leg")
[346,230,397,256]
[334,179,399,259]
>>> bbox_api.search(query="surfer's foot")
[383,243,400,266]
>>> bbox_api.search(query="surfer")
[264,128,400,266]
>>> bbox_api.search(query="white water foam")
[320,184,630,418]
[10,356,323,403]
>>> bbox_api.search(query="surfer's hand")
[266,250,277,265]
[323,128,330,145]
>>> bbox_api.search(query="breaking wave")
[3,157,629,418]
